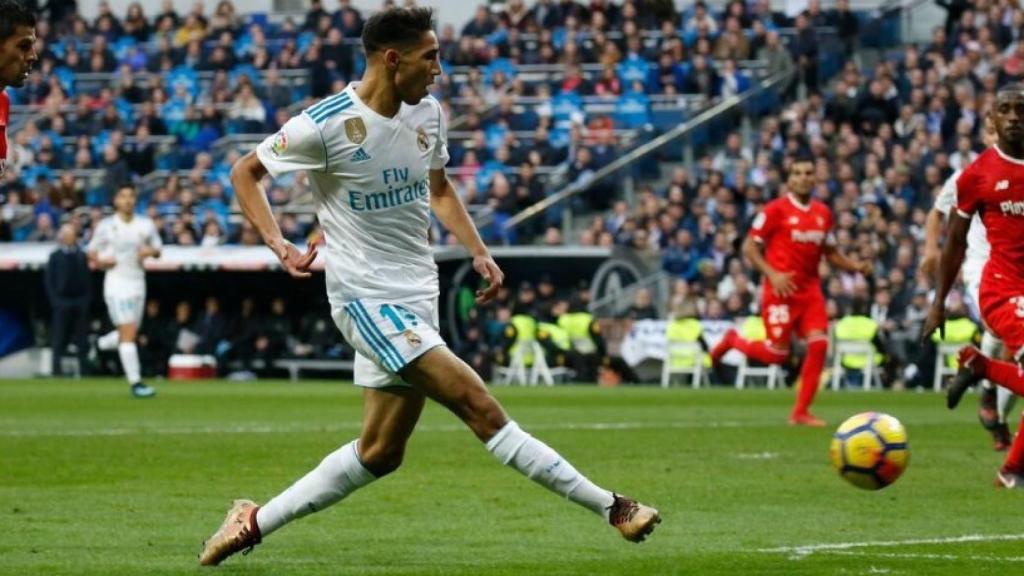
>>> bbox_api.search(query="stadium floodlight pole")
[497,63,796,234]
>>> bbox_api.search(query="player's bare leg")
[402,346,660,542]
[200,387,425,565]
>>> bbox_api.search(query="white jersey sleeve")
[256,113,327,178]
[933,170,961,217]
[430,105,450,170]
[87,219,111,254]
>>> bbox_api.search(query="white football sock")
[998,387,1017,424]
[118,342,141,385]
[98,330,120,351]
[256,440,376,538]
[486,421,615,520]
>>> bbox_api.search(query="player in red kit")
[711,154,872,426]
[926,85,1024,488]
[0,0,38,175]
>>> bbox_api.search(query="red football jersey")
[956,146,1024,293]
[750,194,834,295]
[0,90,8,175]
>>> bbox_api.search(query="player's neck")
[997,141,1024,160]
[355,75,401,119]
[788,193,812,208]
[116,211,134,222]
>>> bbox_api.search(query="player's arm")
[231,152,317,278]
[429,168,504,303]
[921,172,958,277]
[920,208,945,277]
[922,212,969,342]
[137,222,162,262]
[741,235,796,298]
[233,115,324,278]
[823,244,871,275]
[86,223,116,270]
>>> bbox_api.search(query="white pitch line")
[758,533,1024,559]
[822,550,1024,563]
[0,419,763,438]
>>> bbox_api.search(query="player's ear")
[384,48,400,69]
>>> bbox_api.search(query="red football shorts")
[980,286,1024,359]
[761,287,828,350]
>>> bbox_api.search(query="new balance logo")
[996,180,1010,191]
[351,148,372,162]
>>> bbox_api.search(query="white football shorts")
[331,297,446,388]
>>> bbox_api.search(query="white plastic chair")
[660,341,707,388]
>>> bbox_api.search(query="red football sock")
[732,336,787,365]
[981,358,1024,396]
[793,338,828,416]
[1003,413,1024,474]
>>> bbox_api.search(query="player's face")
[0,25,38,88]
[113,188,137,214]
[394,31,441,105]
[992,92,1024,145]
[787,161,815,197]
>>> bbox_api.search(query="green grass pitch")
[1,379,1022,575]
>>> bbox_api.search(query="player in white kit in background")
[199,7,659,567]
[87,185,161,398]
[922,123,1013,450]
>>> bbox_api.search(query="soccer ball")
[829,412,909,490]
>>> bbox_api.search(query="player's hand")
[272,238,318,279]
[136,246,157,263]
[920,304,946,344]
[473,253,504,304]
[919,247,940,278]
[767,270,796,298]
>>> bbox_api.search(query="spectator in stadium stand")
[44,223,92,376]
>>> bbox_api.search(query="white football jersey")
[87,214,161,294]
[256,83,448,306]
[935,169,990,282]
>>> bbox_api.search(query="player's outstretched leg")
[789,337,827,427]
[199,387,425,565]
[403,346,661,543]
[996,411,1024,489]
[947,346,1024,410]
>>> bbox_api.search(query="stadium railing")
[492,62,796,241]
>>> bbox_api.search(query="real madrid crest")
[345,117,367,144]
[416,128,429,152]
[403,329,422,347]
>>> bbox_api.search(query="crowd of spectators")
[8,0,1010,386]
[0,0,852,248]
[591,0,1020,387]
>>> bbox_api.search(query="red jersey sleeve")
[955,165,981,218]
[750,202,777,244]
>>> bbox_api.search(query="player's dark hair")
[0,0,35,41]
[361,7,434,54]
[787,151,815,177]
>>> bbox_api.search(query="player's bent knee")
[358,441,406,477]
[460,390,508,441]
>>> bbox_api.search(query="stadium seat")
[830,340,882,390]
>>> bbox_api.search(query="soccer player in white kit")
[87,185,161,398]
[199,8,659,566]
[922,123,1014,450]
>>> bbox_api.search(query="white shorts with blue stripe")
[331,297,445,388]
[105,292,145,327]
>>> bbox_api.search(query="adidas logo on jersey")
[351,148,372,162]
